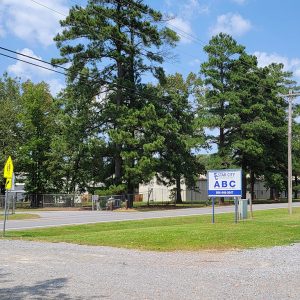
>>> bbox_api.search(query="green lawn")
[6,208,300,251]
[0,213,40,221]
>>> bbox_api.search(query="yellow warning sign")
[3,156,14,179]
[5,178,12,190]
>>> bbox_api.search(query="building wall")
[139,177,272,202]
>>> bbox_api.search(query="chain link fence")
[0,186,288,212]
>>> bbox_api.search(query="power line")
[5,1,294,93]
[120,0,205,45]
[0,45,284,103]
[0,52,66,75]
[0,47,161,101]
[29,0,201,62]
[27,0,278,90]
[0,46,67,71]
[29,0,65,17]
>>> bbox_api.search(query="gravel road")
[1,240,299,300]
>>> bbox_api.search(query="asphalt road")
[1,202,299,231]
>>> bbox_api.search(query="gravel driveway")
[0,240,299,300]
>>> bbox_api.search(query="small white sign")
[208,169,242,197]
[92,195,99,201]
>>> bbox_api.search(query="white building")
[139,176,272,202]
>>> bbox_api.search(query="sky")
[1,0,300,96]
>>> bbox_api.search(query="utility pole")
[281,90,300,214]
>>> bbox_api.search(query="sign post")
[207,169,242,223]
[234,197,238,224]
[3,156,14,237]
[212,197,215,224]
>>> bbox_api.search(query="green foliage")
[200,33,294,198]
[17,81,56,197]
[0,74,21,190]
[52,0,179,201]
[153,73,205,202]
[95,184,126,196]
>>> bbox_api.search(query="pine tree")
[53,0,178,205]
[154,73,204,203]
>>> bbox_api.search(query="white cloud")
[254,51,300,78]
[168,17,194,44]
[210,13,252,37]
[7,48,65,95]
[183,0,210,18]
[0,0,68,47]
[7,48,52,78]
[47,79,65,96]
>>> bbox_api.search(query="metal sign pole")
[234,197,238,224]
[212,197,215,224]
[2,190,8,237]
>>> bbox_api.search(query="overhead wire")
[0,46,67,71]
[120,0,298,90]
[7,0,293,93]
[120,0,206,45]
[28,0,261,88]
[28,0,284,91]
[0,46,169,103]
[0,52,66,75]
[29,0,202,62]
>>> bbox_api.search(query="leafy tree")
[292,105,300,199]
[49,82,113,194]
[17,81,56,206]
[53,0,178,206]
[201,33,245,162]
[200,33,246,203]
[154,73,205,203]
[201,34,293,202]
[0,74,21,193]
[229,56,291,199]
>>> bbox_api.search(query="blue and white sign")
[208,169,242,197]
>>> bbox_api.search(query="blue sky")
[1,0,300,95]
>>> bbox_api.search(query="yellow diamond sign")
[4,156,14,179]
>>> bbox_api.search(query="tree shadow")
[0,276,84,300]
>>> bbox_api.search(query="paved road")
[1,203,299,231]
[1,240,300,299]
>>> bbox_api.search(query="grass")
[0,213,40,221]
[5,208,300,251]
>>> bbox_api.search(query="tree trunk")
[125,29,136,210]
[249,170,254,218]
[113,2,124,186]
[219,127,225,158]
[30,194,43,208]
[176,177,182,204]
[114,146,122,185]
[126,176,135,209]
[270,187,274,200]
[218,126,225,205]
[242,170,247,199]
[219,197,225,205]
[294,175,298,199]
